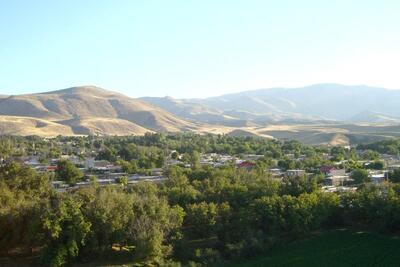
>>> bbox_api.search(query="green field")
[232,229,400,267]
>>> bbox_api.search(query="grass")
[231,229,400,267]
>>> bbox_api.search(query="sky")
[1,0,400,98]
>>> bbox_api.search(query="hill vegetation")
[231,230,400,267]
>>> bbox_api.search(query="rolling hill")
[141,84,400,124]
[2,84,400,145]
[0,86,195,136]
[192,84,400,121]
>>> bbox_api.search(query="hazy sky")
[1,0,400,98]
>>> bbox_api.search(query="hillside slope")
[186,84,400,121]
[0,86,195,136]
[2,84,400,145]
[142,84,400,123]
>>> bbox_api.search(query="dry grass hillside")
[0,86,195,136]
[0,116,74,137]
[2,86,400,145]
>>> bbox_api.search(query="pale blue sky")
[1,0,400,98]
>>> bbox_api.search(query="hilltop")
[2,84,400,145]
[0,86,195,136]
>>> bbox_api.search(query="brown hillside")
[0,86,194,135]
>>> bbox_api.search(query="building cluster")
[5,154,166,192]
[3,146,400,193]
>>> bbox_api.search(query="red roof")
[237,162,256,168]
[47,166,58,171]
[320,166,336,173]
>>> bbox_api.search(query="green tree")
[362,150,380,160]
[280,175,318,196]
[42,196,91,267]
[351,169,370,184]
[389,168,400,183]
[188,151,201,169]
[128,183,185,263]
[171,151,179,160]
[115,176,128,186]
[96,146,117,161]
[56,160,83,185]
[80,187,135,253]
[185,201,230,239]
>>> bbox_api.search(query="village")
[2,141,399,193]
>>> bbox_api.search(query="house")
[269,168,283,177]
[24,156,41,167]
[322,185,357,193]
[369,171,387,183]
[51,181,68,192]
[286,169,306,177]
[128,175,166,183]
[47,165,58,172]
[243,154,264,161]
[325,174,352,186]
[387,164,400,171]
[237,161,256,171]
[329,169,346,176]
[166,159,182,166]
[150,168,163,176]
[85,159,121,173]
[320,165,336,175]
[324,169,351,186]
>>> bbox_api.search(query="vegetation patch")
[232,229,400,267]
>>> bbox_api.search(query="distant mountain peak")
[41,85,119,96]
[349,110,400,123]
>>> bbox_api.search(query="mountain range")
[1,84,400,145]
[141,84,400,124]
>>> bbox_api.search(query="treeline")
[0,133,329,159]
[357,139,400,155]
[3,133,399,160]
[2,162,400,266]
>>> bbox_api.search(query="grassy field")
[232,229,400,267]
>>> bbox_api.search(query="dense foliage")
[1,134,400,266]
[358,139,400,155]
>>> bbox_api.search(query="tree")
[0,182,46,256]
[362,150,380,160]
[330,147,346,161]
[164,174,199,206]
[280,175,318,196]
[96,146,117,161]
[184,202,229,239]
[171,151,179,160]
[343,185,400,231]
[127,183,185,263]
[278,158,296,171]
[118,144,138,161]
[115,176,128,186]
[117,159,138,174]
[365,161,384,170]
[351,169,370,184]
[0,161,50,193]
[186,151,200,170]
[56,160,83,185]
[42,196,91,267]
[389,168,400,183]
[80,187,135,253]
